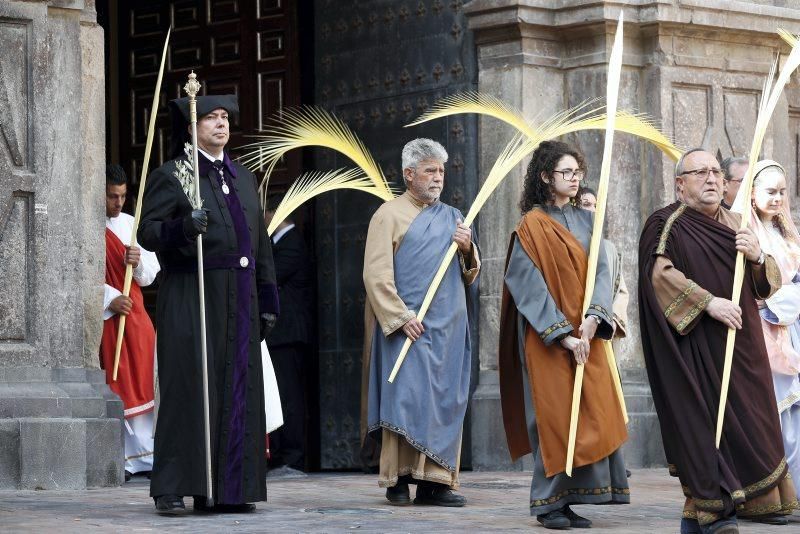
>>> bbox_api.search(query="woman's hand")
[579,315,599,343]
[560,335,590,365]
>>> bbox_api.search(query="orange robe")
[499,208,627,477]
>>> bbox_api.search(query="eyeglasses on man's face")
[552,168,585,181]
[680,168,724,179]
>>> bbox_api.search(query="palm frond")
[406,92,681,161]
[570,111,682,161]
[717,30,800,448]
[267,168,394,235]
[463,134,538,224]
[406,92,535,139]
[239,107,393,199]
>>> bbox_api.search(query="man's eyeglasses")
[680,168,724,179]
[552,169,585,181]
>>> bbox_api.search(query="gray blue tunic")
[367,201,475,471]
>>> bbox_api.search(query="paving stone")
[0,469,797,532]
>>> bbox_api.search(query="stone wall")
[464,0,800,469]
[0,0,122,489]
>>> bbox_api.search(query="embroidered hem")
[676,294,713,334]
[761,256,783,299]
[530,486,630,510]
[124,399,155,418]
[378,465,459,489]
[777,391,800,413]
[540,319,572,342]
[125,450,154,461]
[676,457,790,512]
[368,421,456,472]
[664,281,697,318]
[656,204,687,255]
[382,310,417,336]
[587,304,610,320]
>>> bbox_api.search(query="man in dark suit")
[264,195,313,475]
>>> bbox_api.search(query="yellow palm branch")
[567,13,626,477]
[407,92,681,161]
[780,28,798,47]
[716,29,800,448]
[239,106,393,199]
[267,168,394,235]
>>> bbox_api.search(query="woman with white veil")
[733,160,800,500]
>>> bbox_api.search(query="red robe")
[100,228,156,418]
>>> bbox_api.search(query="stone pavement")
[1,469,799,533]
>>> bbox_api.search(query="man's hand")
[579,315,599,344]
[124,245,141,269]
[260,313,277,340]
[183,208,209,238]
[560,335,590,365]
[109,295,133,316]
[735,227,762,263]
[402,317,425,341]
[705,297,742,329]
[453,219,473,255]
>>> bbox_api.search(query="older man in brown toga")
[638,148,797,534]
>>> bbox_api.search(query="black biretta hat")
[168,94,239,159]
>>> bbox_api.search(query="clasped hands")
[560,315,599,365]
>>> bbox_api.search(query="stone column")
[464,0,800,469]
[0,0,123,489]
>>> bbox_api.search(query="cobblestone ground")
[1,469,799,533]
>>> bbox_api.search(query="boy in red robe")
[100,164,160,480]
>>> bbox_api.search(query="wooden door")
[117,0,301,195]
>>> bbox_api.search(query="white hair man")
[362,138,480,506]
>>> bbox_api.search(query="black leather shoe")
[536,509,571,530]
[414,484,466,507]
[385,483,411,505]
[563,505,592,528]
[154,494,187,516]
[193,496,215,513]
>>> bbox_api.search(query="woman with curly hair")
[498,140,629,529]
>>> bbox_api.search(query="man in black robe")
[638,148,796,534]
[264,194,313,475]
[138,95,279,515]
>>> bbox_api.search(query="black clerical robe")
[139,150,278,504]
